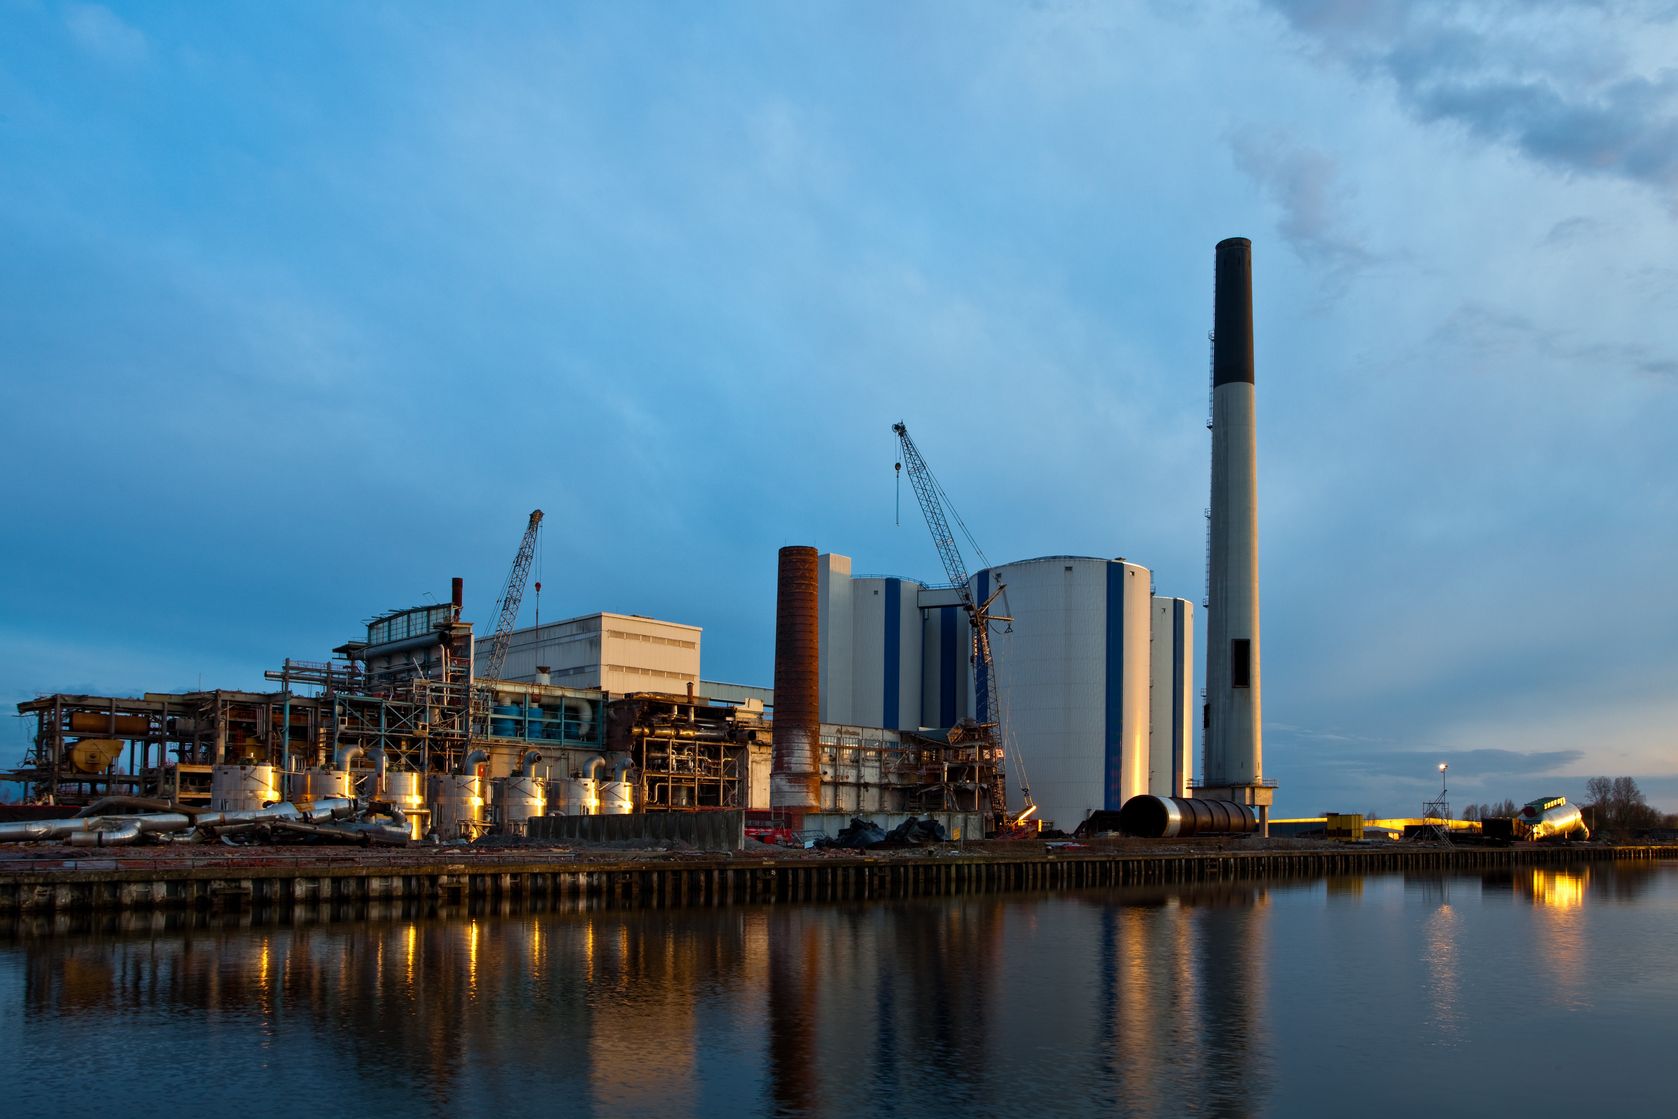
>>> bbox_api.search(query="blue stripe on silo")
[1172,600,1186,787]
[939,606,957,727]
[975,568,991,722]
[884,579,901,730]
[1104,562,1125,811]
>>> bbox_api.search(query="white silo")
[1149,596,1195,798]
[971,556,1152,830]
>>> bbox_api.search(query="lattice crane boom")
[479,509,543,685]
[892,422,1033,822]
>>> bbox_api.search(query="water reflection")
[3,863,1670,1118]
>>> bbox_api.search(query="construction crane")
[891,422,1035,828]
[478,509,544,687]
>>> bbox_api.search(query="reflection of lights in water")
[530,920,543,982]
[1425,903,1461,1041]
[584,921,596,984]
[404,923,417,990]
[467,920,480,995]
[1530,869,1586,909]
[1530,869,1590,1009]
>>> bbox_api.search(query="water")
[2,862,1673,1117]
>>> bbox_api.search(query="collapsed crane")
[892,422,1036,828]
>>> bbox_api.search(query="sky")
[2,0,1676,818]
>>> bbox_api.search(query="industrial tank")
[492,775,547,834]
[428,773,486,839]
[598,780,635,815]
[285,769,354,805]
[970,556,1153,827]
[383,771,428,840]
[1518,796,1590,841]
[550,777,597,816]
[210,764,281,812]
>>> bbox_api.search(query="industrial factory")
[4,239,1276,845]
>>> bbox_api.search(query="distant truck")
[1516,796,1590,841]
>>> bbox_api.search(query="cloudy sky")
[3,0,1675,817]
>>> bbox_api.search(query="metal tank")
[550,777,597,816]
[493,775,548,835]
[428,773,486,839]
[1116,795,1258,839]
[210,764,282,811]
[383,771,429,840]
[1518,796,1590,841]
[285,768,354,804]
[598,780,635,815]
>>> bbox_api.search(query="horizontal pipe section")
[1117,796,1258,838]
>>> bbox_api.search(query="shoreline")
[1,839,1671,920]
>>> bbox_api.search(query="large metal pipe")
[1118,795,1257,839]
[771,545,822,813]
[460,748,489,775]
[68,819,145,847]
[514,749,542,777]
[333,743,365,772]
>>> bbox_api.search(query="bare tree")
[1462,803,1480,821]
[1586,775,1613,811]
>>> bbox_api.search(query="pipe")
[563,698,595,740]
[0,812,194,844]
[68,820,144,847]
[535,665,551,686]
[611,754,634,781]
[460,748,488,775]
[1116,795,1257,839]
[75,796,185,818]
[514,749,542,777]
[369,745,388,798]
[452,576,464,613]
[771,545,822,812]
[334,743,365,771]
[584,756,606,782]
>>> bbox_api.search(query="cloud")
[1228,129,1373,277]
[63,3,147,65]
[1432,299,1678,380]
[1262,0,1678,205]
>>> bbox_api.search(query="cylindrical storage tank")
[598,780,635,815]
[771,545,822,812]
[210,764,281,811]
[1117,795,1257,839]
[972,556,1152,828]
[493,775,547,834]
[285,768,355,804]
[383,770,428,840]
[491,704,520,738]
[69,712,150,736]
[427,773,486,839]
[550,777,597,816]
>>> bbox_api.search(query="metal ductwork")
[771,545,821,813]
[460,748,489,775]
[1117,795,1257,839]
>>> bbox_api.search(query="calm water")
[2,862,1674,1117]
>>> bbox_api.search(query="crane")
[891,422,1035,828]
[478,509,544,687]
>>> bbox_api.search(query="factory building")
[809,551,1195,831]
[482,612,701,695]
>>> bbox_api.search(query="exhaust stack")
[771,546,822,815]
[1199,237,1274,833]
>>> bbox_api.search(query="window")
[1231,639,1251,688]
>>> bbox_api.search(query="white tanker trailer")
[1517,796,1590,841]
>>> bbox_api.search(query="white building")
[483,612,701,696]
[1149,596,1195,798]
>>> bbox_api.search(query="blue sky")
[3,0,1676,817]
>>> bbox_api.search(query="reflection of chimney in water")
[767,910,820,1115]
